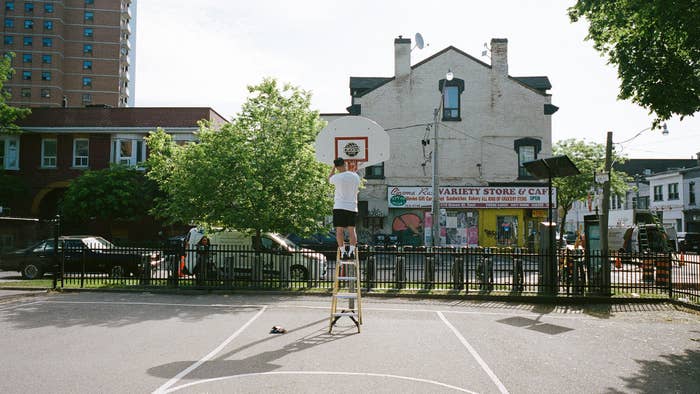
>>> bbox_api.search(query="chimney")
[490,38,508,75]
[394,36,411,79]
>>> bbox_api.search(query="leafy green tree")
[61,165,161,223]
[0,53,31,134]
[553,139,630,240]
[569,0,700,124]
[146,78,333,238]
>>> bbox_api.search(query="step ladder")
[329,247,363,333]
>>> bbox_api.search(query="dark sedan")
[286,232,338,260]
[0,236,162,279]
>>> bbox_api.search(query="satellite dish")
[415,33,424,50]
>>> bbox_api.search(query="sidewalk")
[0,289,48,301]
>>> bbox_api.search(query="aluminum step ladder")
[329,246,363,333]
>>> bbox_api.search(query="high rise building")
[1,0,136,108]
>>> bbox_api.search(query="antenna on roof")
[412,32,427,51]
[481,42,491,58]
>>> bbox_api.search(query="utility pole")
[431,107,440,247]
[600,131,613,294]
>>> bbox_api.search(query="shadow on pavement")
[605,348,700,393]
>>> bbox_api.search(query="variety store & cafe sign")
[388,186,556,209]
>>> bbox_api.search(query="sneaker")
[341,252,348,260]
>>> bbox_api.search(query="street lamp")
[431,70,454,246]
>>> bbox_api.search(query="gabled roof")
[350,45,551,98]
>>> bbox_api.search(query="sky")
[134,0,699,160]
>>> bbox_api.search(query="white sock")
[349,245,355,254]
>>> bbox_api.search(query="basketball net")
[346,160,359,172]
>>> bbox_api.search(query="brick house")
[0,106,227,243]
[323,37,557,247]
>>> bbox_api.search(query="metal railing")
[51,244,700,305]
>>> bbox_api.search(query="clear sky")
[134,0,699,160]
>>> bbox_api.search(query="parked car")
[0,236,162,279]
[678,232,700,253]
[285,232,338,260]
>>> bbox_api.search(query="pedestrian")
[329,157,361,260]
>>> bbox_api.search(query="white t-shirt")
[330,171,361,212]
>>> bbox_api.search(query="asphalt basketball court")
[0,291,699,393]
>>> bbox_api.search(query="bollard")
[452,247,465,290]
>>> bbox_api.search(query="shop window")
[497,216,518,246]
[514,137,541,179]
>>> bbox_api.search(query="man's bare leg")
[335,227,346,257]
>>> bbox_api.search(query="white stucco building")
[323,37,558,247]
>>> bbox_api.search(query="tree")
[61,165,161,223]
[569,0,700,124]
[0,53,31,134]
[146,79,333,238]
[553,139,630,240]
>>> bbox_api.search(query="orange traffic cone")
[179,255,187,277]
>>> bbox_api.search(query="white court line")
[0,300,42,312]
[166,371,478,393]
[152,305,267,394]
[43,300,266,308]
[437,311,510,394]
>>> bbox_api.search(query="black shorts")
[333,209,357,227]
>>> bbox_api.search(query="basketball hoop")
[315,116,390,170]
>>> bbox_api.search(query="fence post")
[393,245,405,289]
[452,247,464,291]
[52,214,60,290]
[513,248,523,292]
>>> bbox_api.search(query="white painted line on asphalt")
[43,300,266,308]
[152,305,267,394]
[166,371,478,393]
[0,300,42,312]
[437,311,510,394]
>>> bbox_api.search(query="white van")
[185,228,327,281]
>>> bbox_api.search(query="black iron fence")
[52,244,700,305]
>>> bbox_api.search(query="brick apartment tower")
[1,0,137,108]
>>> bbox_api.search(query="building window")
[84,11,93,22]
[83,28,93,37]
[690,182,696,205]
[41,70,50,80]
[4,36,14,45]
[514,137,542,179]
[23,19,32,29]
[653,185,663,201]
[73,138,89,167]
[41,54,51,64]
[23,2,33,13]
[21,70,30,80]
[438,78,465,121]
[44,2,53,13]
[5,1,15,11]
[22,53,31,63]
[42,37,51,47]
[23,36,32,46]
[83,44,92,54]
[41,138,57,168]
[668,183,679,200]
[0,136,20,170]
[81,93,92,104]
[43,20,52,30]
[20,87,30,97]
[364,163,384,179]
[82,77,92,87]
[85,0,94,4]
[4,18,14,28]
[111,139,145,166]
[82,60,92,70]
[40,88,49,98]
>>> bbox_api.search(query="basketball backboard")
[315,116,390,170]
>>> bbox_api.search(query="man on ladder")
[328,157,362,332]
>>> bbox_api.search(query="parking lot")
[0,291,699,393]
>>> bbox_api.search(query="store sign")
[387,186,556,209]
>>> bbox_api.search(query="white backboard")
[315,116,390,169]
